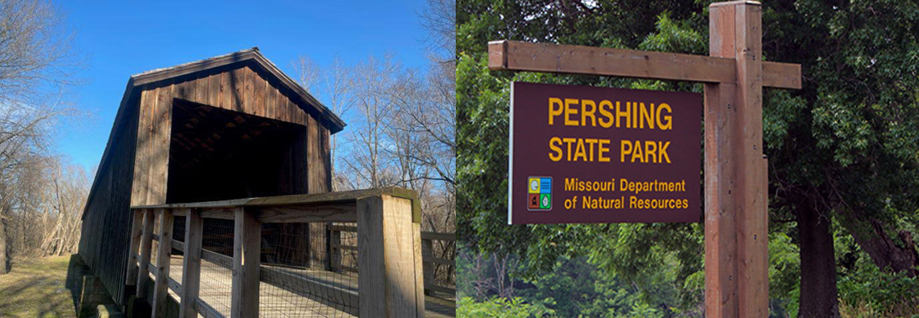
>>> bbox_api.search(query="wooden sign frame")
[488,2,800,317]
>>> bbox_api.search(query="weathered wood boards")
[307,114,332,269]
[231,207,261,317]
[135,209,155,299]
[129,62,337,277]
[179,208,201,318]
[705,2,769,317]
[358,195,426,318]
[128,49,345,131]
[125,209,144,285]
[331,226,458,301]
[78,85,141,305]
[128,188,425,317]
[129,64,327,207]
[488,40,801,89]
[152,209,175,318]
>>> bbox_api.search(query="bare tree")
[0,106,58,273]
[411,1,458,285]
[294,55,356,191]
[2,156,86,260]
[420,0,456,62]
[342,55,456,285]
[293,55,321,95]
[415,0,457,198]
[340,55,402,189]
[0,0,77,274]
[0,0,76,105]
[324,57,356,189]
[289,0,457,286]
[38,161,88,256]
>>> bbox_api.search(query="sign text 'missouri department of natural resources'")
[509,82,702,224]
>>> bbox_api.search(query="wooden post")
[357,195,425,318]
[125,209,145,285]
[329,225,341,272]
[231,207,261,317]
[136,209,155,299]
[179,208,202,318]
[152,208,174,318]
[703,78,738,317]
[324,223,333,271]
[309,222,328,269]
[421,238,435,297]
[706,2,768,317]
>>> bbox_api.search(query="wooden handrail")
[125,187,426,318]
[130,187,420,223]
[329,225,457,305]
[329,227,456,266]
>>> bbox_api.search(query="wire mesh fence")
[259,222,358,317]
[132,193,452,318]
[154,218,359,317]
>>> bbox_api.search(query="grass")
[840,298,919,318]
[0,256,77,318]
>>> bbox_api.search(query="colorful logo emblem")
[527,177,552,211]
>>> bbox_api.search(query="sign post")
[489,1,800,317]
[705,2,768,316]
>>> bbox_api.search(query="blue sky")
[54,0,432,171]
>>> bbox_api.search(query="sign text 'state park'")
[509,82,702,224]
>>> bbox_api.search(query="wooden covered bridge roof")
[83,48,345,219]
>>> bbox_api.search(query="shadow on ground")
[0,255,77,318]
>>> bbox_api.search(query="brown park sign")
[509,82,702,224]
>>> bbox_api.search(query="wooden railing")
[125,187,425,318]
[330,226,456,307]
[421,232,456,302]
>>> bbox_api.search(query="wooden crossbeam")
[487,40,801,89]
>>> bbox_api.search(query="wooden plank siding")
[79,52,340,308]
[130,63,322,207]
[307,114,332,268]
[77,90,140,305]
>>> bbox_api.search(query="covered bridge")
[78,49,447,317]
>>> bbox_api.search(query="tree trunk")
[0,218,9,274]
[843,214,919,277]
[797,201,839,318]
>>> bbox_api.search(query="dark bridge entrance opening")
[166,99,306,204]
[165,99,319,279]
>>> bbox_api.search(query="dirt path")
[0,256,76,318]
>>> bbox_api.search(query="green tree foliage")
[458,0,919,316]
[457,243,690,317]
[458,297,555,317]
[834,220,919,317]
